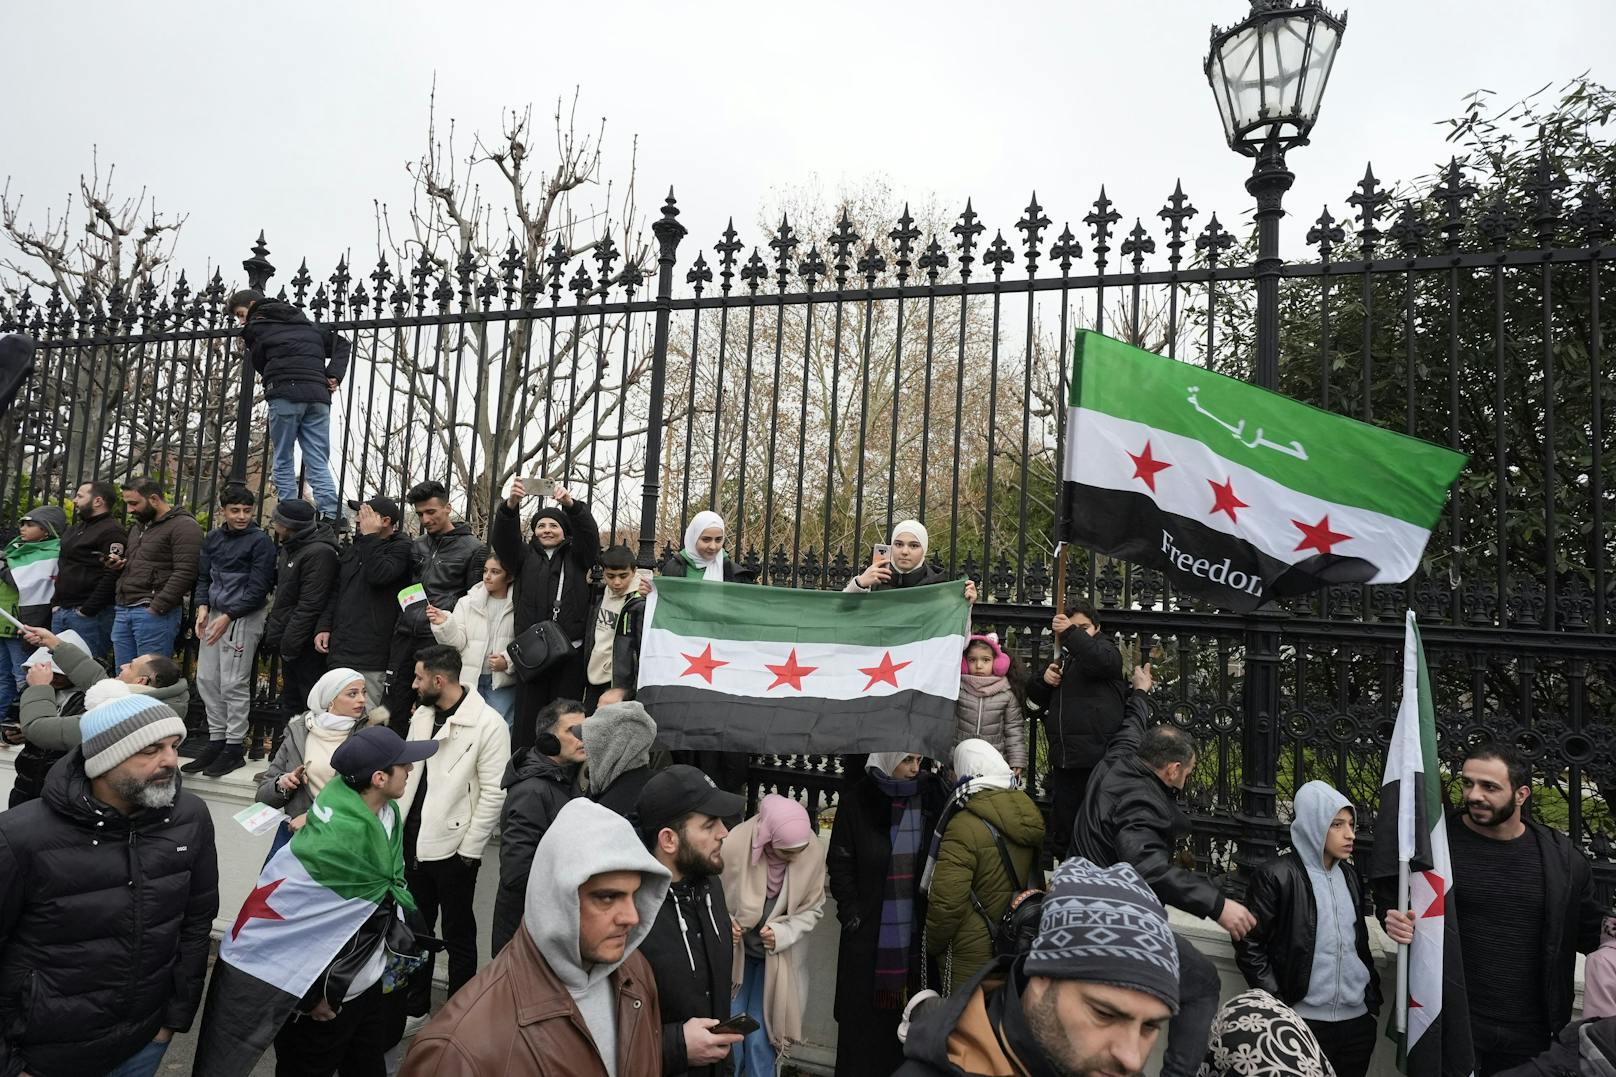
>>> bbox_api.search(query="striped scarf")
[870,768,923,1009]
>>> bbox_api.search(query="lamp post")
[1204,0,1345,883]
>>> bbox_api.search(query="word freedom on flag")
[636,576,968,758]
[1061,331,1466,612]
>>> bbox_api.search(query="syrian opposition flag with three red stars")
[636,575,968,758]
[1370,612,1475,1077]
[191,776,416,1077]
[1062,331,1466,612]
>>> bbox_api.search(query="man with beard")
[52,479,127,660]
[1382,743,1602,1074]
[896,857,1178,1077]
[636,765,748,1076]
[110,476,203,670]
[0,693,218,1077]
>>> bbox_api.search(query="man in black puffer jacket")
[231,288,349,524]
[0,694,218,1077]
[318,496,413,709]
[262,500,340,760]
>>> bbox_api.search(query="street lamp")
[1204,0,1345,892]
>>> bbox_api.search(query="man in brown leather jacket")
[400,796,671,1077]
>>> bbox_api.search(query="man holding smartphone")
[636,766,749,1076]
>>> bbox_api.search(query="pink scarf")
[751,794,814,898]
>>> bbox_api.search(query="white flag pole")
[1395,859,1411,1034]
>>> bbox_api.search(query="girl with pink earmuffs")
[955,633,1027,780]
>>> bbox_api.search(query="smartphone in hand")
[710,1013,761,1037]
[872,543,891,564]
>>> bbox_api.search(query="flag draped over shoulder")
[0,535,59,637]
[1061,331,1465,612]
[191,777,412,1077]
[636,576,967,758]
[1370,611,1475,1077]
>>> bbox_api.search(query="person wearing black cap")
[490,477,600,750]
[263,498,341,757]
[636,765,748,1077]
[318,495,413,708]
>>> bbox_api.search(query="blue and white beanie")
[79,694,188,778]
[1026,857,1181,1013]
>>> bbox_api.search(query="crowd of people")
[0,288,1613,1077]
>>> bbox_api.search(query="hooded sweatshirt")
[1290,780,1371,1022]
[523,798,671,1076]
[582,701,656,815]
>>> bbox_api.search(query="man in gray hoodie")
[1235,779,1381,1077]
[400,797,671,1076]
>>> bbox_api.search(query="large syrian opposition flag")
[1062,331,1465,611]
[1370,611,1475,1077]
[636,576,968,758]
[0,536,58,636]
[191,778,415,1077]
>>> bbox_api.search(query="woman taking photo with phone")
[844,520,977,602]
[256,666,374,856]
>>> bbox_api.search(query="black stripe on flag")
[635,685,957,759]
[1062,482,1380,612]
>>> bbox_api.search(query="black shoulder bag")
[507,563,573,680]
[968,818,1046,957]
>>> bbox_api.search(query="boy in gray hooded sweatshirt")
[1235,779,1382,1077]
[400,797,671,1076]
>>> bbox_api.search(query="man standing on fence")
[318,495,412,708]
[185,483,277,778]
[109,477,203,671]
[52,479,127,661]
[231,288,350,528]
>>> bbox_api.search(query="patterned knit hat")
[1025,857,1180,1012]
[79,694,188,778]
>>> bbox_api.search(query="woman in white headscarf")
[256,666,374,855]
[656,510,758,583]
[846,519,977,601]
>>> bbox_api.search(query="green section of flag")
[648,576,967,646]
[1069,330,1465,526]
[291,777,415,911]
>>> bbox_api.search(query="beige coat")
[397,688,511,862]
[720,817,827,1049]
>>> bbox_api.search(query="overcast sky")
[6,0,1611,294]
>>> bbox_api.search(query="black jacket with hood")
[263,522,340,659]
[1025,627,1126,770]
[491,749,578,956]
[893,957,1063,1077]
[192,521,277,618]
[582,591,645,692]
[319,528,413,670]
[491,499,600,645]
[0,750,218,1077]
[639,874,733,1077]
[53,509,126,615]
[241,297,351,404]
[1235,782,1382,1016]
[395,522,487,640]
[1070,693,1226,920]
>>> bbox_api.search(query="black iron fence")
[3,146,1612,898]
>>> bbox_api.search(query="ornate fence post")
[638,190,686,568]
[232,232,276,483]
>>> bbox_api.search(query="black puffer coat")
[1071,693,1226,920]
[395,523,487,640]
[242,297,351,404]
[263,522,340,659]
[491,749,578,956]
[1025,628,1126,769]
[0,751,219,1077]
[320,529,413,670]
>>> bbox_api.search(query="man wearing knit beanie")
[262,497,340,769]
[896,857,1180,1077]
[0,692,218,1076]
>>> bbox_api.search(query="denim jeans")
[267,396,340,517]
[52,606,116,664]
[732,954,775,1077]
[112,604,183,671]
[476,673,519,730]
[101,1037,169,1077]
[0,637,30,717]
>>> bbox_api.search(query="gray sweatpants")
[196,606,268,742]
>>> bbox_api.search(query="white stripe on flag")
[638,628,964,701]
[1066,406,1432,580]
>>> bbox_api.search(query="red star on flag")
[858,651,912,691]
[1419,870,1447,918]
[1206,477,1248,523]
[679,643,728,684]
[764,649,818,692]
[1127,441,1172,493]
[232,877,287,940]
[1292,514,1352,556]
